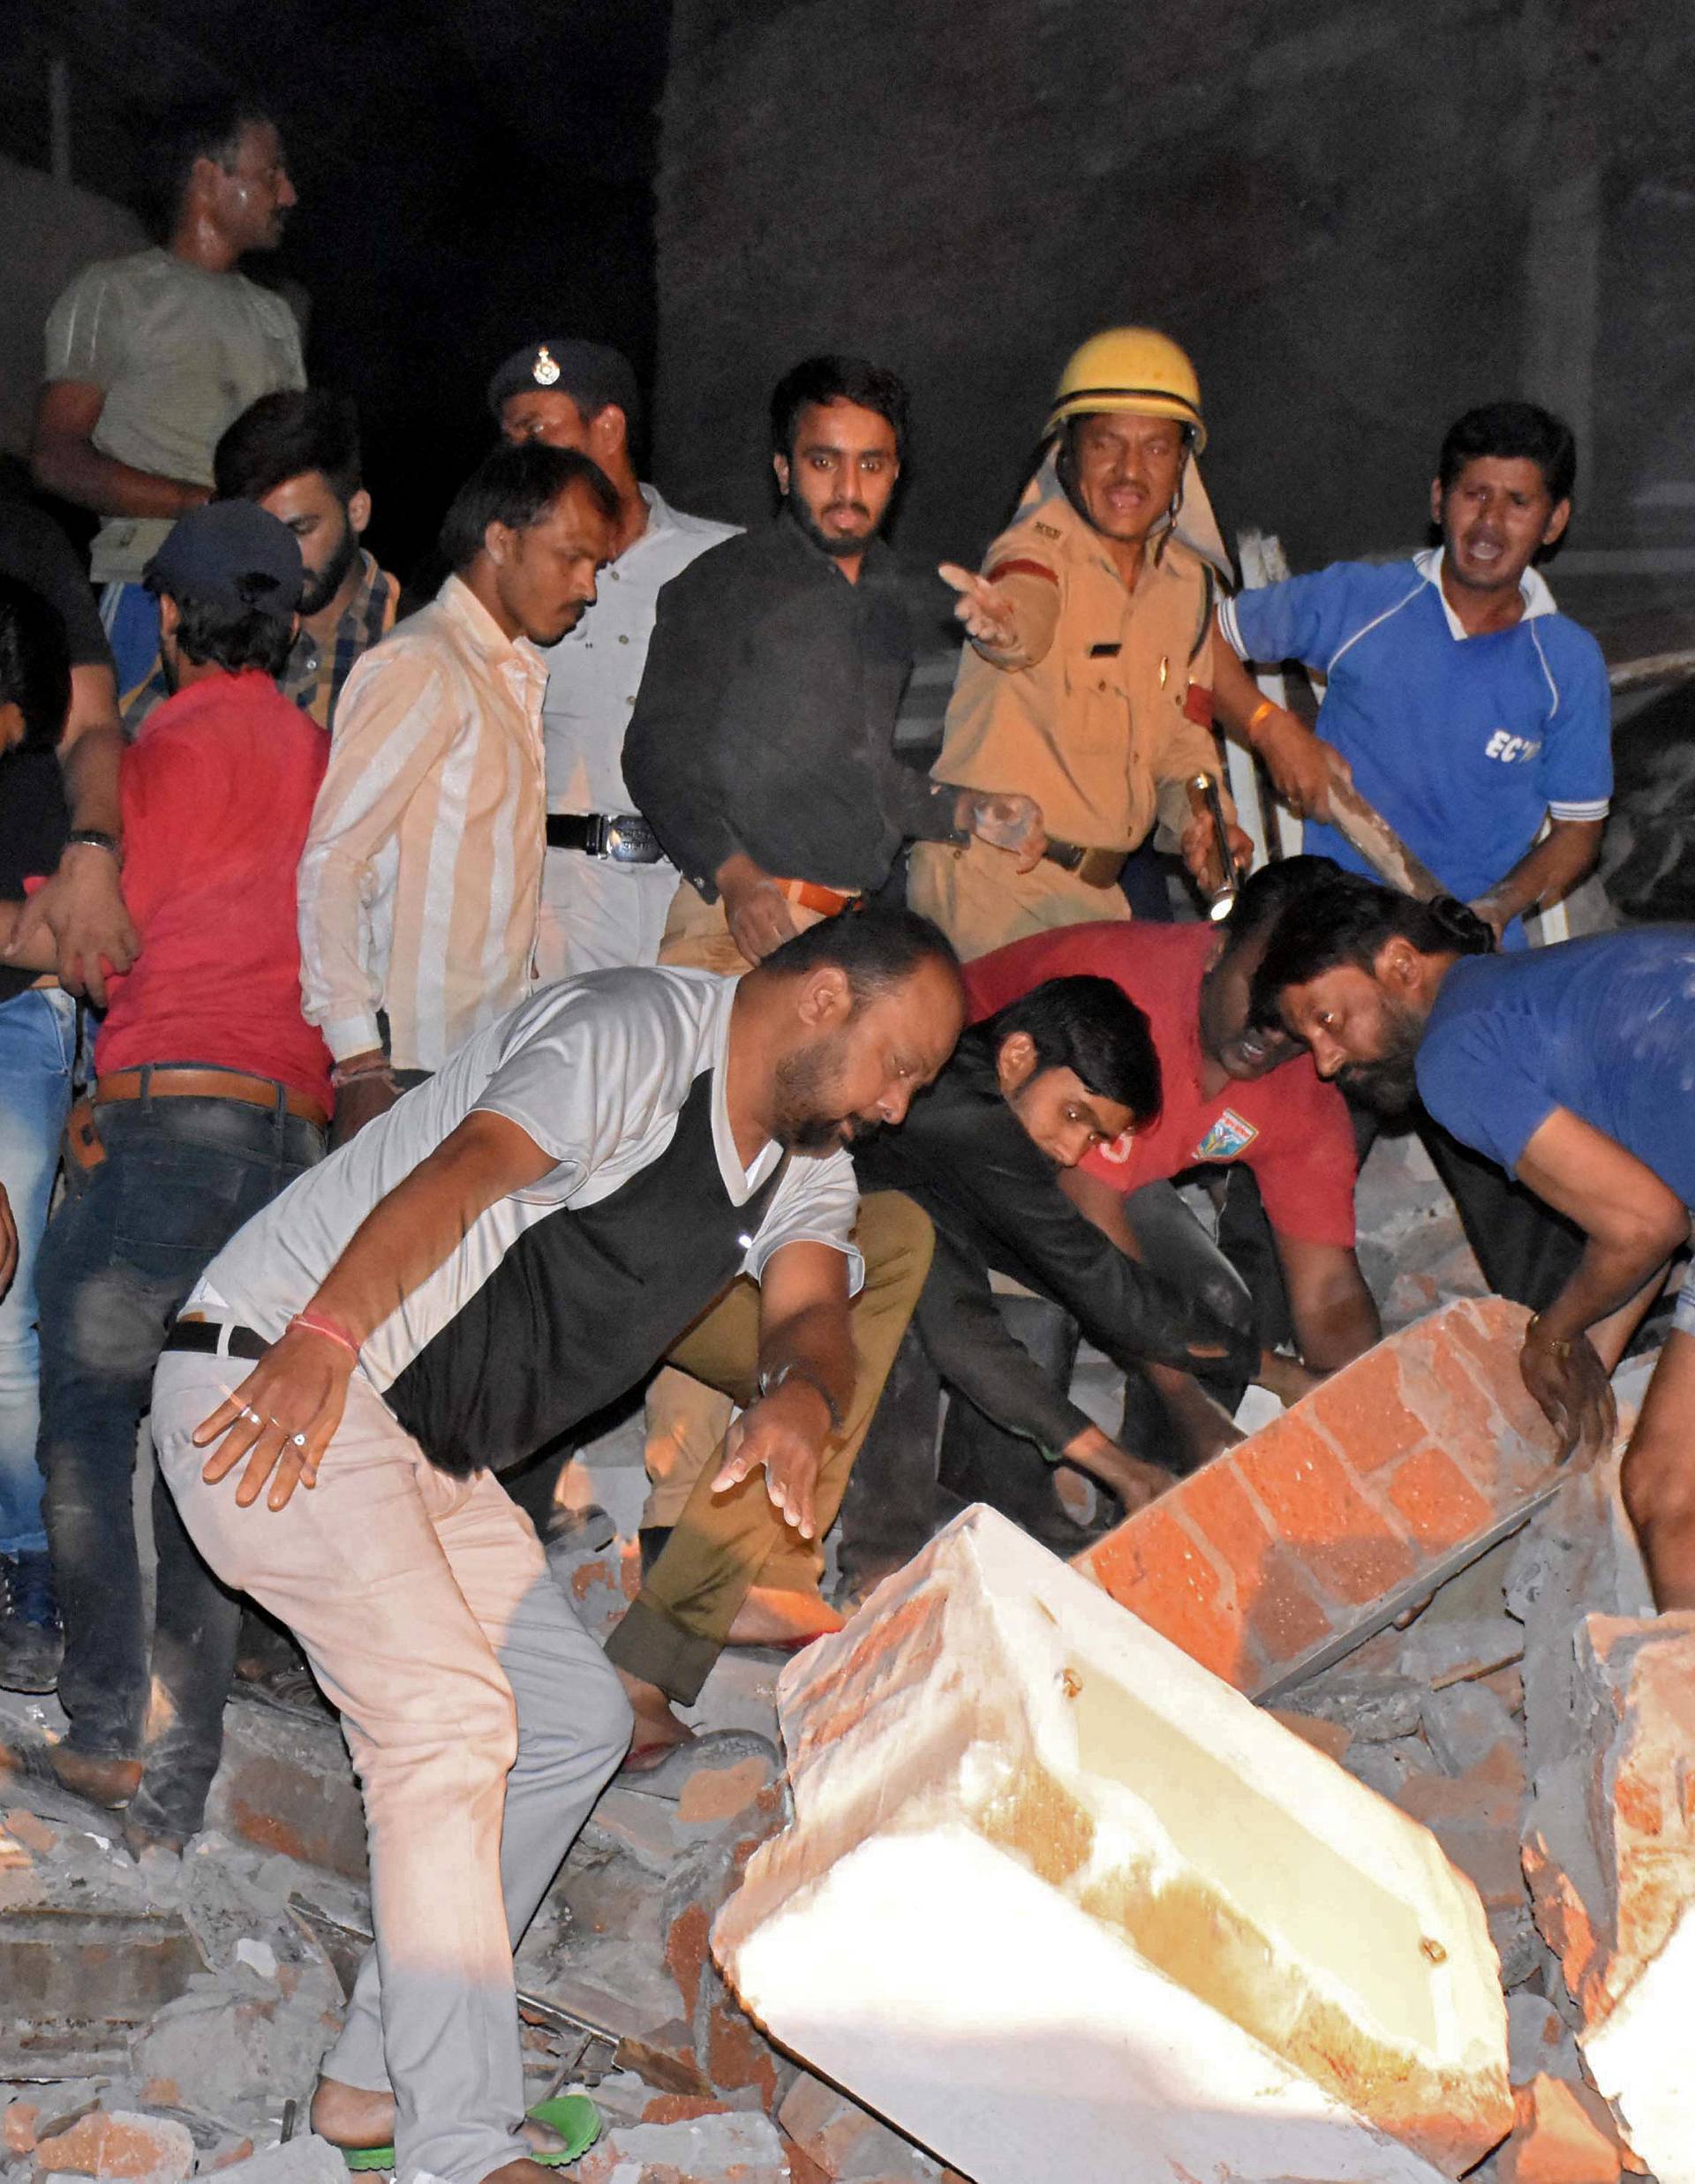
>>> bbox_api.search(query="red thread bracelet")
[289,1310,360,1360]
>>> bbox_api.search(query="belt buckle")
[603,814,658,865]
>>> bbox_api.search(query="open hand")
[711,1380,832,1538]
[192,1323,358,1510]
[938,563,1017,650]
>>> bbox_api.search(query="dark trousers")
[840,1180,1257,1583]
[36,1092,322,1839]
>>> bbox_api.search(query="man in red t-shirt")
[964,857,1380,1463]
[0,502,329,1852]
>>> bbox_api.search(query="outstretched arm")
[711,1239,856,1540]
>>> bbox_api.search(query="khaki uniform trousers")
[643,877,830,1527]
[907,834,1133,962]
[606,1186,933,1705]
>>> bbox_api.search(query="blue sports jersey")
[1222,551,1612,936]
[1416,929,1695,1206]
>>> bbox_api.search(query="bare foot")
[310,2080,569,2158]
[724,1585,844,1647]
[614,1668,696,1774]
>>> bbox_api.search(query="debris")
[1076,1299,1564,1697]
[1494,2075,1629,2184]
[572,2105,791,2182]
[203,2135,349,2184]
[777,2073,944,2181]
[1504,1995,1578,2087]
[31,2111,194,2184]
[2,2103,38,2157]
[714,1507,1510,2183]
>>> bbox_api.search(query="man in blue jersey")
[1215,401,1611,949]
[1253,875,1694,1613]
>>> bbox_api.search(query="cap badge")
[532,346,561,387]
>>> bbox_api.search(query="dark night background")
[3,0,674,578]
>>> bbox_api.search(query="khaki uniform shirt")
[43,247,305,584]
[933,489,1221,852]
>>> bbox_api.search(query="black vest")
[385,1069,787,1478]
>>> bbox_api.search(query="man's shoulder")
[1532,605,1609,682]
[502,965,729,1080]
[1247,1051,1352,1141]
[984,498,1078,574]
[52,245,162,304]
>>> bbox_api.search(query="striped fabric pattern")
[297,575,548,1071]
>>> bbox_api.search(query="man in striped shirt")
[297,442,616,1141]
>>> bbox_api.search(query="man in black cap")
[0,501,335,1851]
[489,339,737,977]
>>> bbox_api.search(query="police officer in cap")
[488,339,738,976]
[910,328,1251,959]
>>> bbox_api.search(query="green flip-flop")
[341,2093,602,2172]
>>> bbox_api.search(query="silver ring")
[241,1406,261,1425]
[290,1431,307,1449]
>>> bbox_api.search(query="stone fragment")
[205,2135,349,2184]
[777,2073,944,2180]
[131,1982,342,2127]
[1494,2075,1623,2184]
[1265,1707,1351,1764]
[678,1756,772,1826]
[715,1507,1511,2183]
[32,2112,194,2184]
[1,2104,37,2158]
[1284,1671,1426,1743]
[1504,1995,1578,2086]
[573,2106,790,2182]
[1077,1299,1563,1697]
[1421,1682,1520,1778]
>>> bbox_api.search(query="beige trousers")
[907,834,1134,960]
[152,1352,632,2184]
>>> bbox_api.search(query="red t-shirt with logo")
[96,669,332,1110]
[961,922,1357,1247]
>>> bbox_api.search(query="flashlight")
[1186,773,1239,922]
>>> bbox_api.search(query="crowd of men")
[1,90,1691,2184]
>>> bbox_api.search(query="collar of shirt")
[772,501,900,592]
[1415,546,1557,638]
[282,550,397,719]
[437,571,548,702]
[704,977,784,1203]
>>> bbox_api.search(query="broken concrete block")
[714,1507,1511,2183]
[1495,2075,1626,2184]
[777,2072,944,2181]
[573,2106,790,2182]
[1077,1299,1563,1697]
[205,2135,348,2184]
[130,1980,342,2127]
[31,2112,194,2184]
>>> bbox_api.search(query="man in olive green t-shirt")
[32,94,305,697]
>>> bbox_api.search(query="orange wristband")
[289,1310,359,1361]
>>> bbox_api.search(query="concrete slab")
[714,1507,1511,2182]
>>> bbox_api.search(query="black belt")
[1041,839,1125,888]
[164,1318,267,1362]
[546,811,666,864]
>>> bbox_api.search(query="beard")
[298,518,361,616]
[1337,999,1427,1115]
[771,1036,867,1153]
[787,493,878,560]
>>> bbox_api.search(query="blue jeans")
[0,986,78,1557]
[36,1090,323,1839]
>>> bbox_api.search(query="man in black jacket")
[840,975,1257,1588]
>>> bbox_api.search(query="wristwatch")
[757,1360,844,1434]
[64,828,123,866]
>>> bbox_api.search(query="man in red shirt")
[0,501,328,1853]
[963,857,1381,1464]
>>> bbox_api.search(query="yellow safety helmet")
[1046,327,1206,452]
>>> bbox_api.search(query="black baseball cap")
[486,338,640,428]
[143,501,304,614]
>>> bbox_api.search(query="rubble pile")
[2,1291,1689,2181]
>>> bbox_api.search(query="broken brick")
[3,2101,39,2158]
[715,1507,1510,2182]
[1078,1299,1563,1697]
[778,2072,943,2181]
[1495,2075,1624,2184]
[33,2111,196,2184]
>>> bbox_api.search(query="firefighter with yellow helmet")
[908,328,1250,957]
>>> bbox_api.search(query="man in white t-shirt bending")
[147,908,961,2184]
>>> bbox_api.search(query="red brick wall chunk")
[1076,1299,1564,1697]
